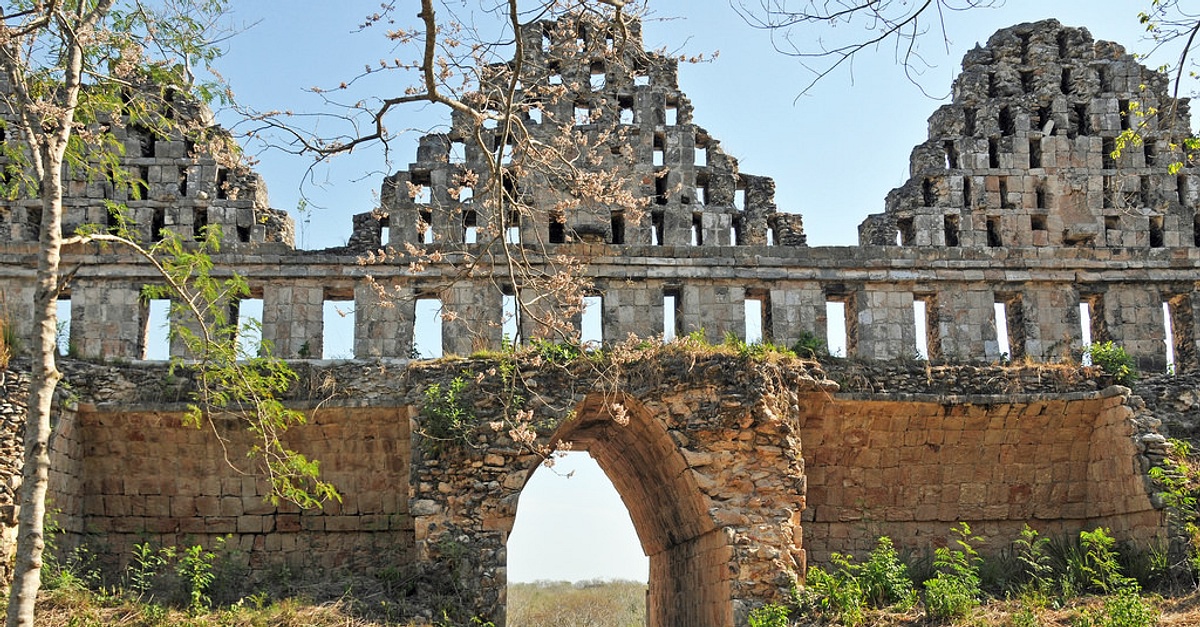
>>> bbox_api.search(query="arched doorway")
[533,393,732,627]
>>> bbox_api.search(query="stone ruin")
[0,14,1195,627]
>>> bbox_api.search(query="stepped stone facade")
[0,14,1193,627]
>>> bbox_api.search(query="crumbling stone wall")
[861,19,1200,372]
[0,12,1195,627]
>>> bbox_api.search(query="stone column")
[262,282,325,358]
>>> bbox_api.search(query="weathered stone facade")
[0,14,1193,627]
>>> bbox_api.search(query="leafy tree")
[0,3,333,624]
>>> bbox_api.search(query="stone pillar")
[932,284,1002,361]
[852,285,916,361]
[262,282,325,359]
[354,282,414,358]
[70,280,144,360]
[1103,284,1169,373]
[443,280,502,356]
[1020,284,1083,362]
[769,283,826,351]
[681,284,745,344]
[601,282,665,341]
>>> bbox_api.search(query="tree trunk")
[6,166,65,627]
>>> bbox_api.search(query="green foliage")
[1148,438,1200,578]
[1079,528,1136,595]
[1073,587,1159,627]
[1013,525,1054,597]
[798,537,916,625]
[420,375,477,455]
[1086,341,1138,386]
[747,602,790,627]
[722,332,797,360]
[858,536,918,609]
[128,542,169,597]
[923,523,983,620]
[528,338,586,363]
[800,562,864,626]
[791,331,826,359]
[144,227,338,509]
[175,540,222,613]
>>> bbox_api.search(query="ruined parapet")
[857,20,1200,370]
[863,19,1195,250]
[374,13,796,252]
[0,82,293,249]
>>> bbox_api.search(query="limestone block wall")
[799,387,1162,564]
[70,405,413,578]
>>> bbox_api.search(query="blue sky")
[210,1,1192,583]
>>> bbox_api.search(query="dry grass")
[25,582,1200,626]
[508,579,646,627]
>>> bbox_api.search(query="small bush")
[800,561,864,626]
[747,602,790,627]
[1087,341,1138,385]
[923,523,982,620]
[858,537,917,609]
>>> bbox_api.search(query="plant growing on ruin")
[747,602,791,627]
[420,375,478,455]
[0,3,341,623]
[1086,342,1139,386]
[1148,438,1200,577]
[923,522,983,619]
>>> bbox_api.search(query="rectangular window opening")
[1103,176,1116,209]
[634,73,649,87]
[528,106,543,124]
[1103,138,1117,169]
[1079,301,1094,366]
[1141,175,1152,208]
[589,65,606,91]
[56,296,71,357]
[913,299,930,360]
[993,302,1012,360]
[610,212,625,244]
[1194,213,1200,247]
[663,289,682,343]
[1061,67,1073,94]
[618,97,635,125]
[651,212,664,245]
[234,297,264,359]
[897,217,915,246]
[1119,99,1131,130]
[502,290,519,347]
[420,210,435,244]
[916,295,940,360]
[999,177,1013,209]
[922,177,937,207]
[825,299,849,358]
[944,141,959,169]
[999,106,1015,136]
[549,214,566,244]
[449,141,466,164]
[665,103,678,126]
[322,298,355,359]
[574,104,591,125]
[943,215,960,247]
[988,138,1000,169]
[1074,103,1089,136]
[734,187,747,212]
[177,166,188,196]
[381,224,391,246]
[1145,142,1157,167]
[986,216,1002,247]
[1036,187,1048,210]
[744,291,769,345]
[1031,214,1048,233]
[193,207,208,241]
[413,297,444,359]
[964,108,977,136]
[730,216,742,246]
[463,211,478,244]
[151,208,165,242]
[963,177,973,206]
[1150,215,1165,248]
[694,142,707,167]
[140,297,171,360]
[653,133,665,166]
[690,213,703,246]
[654,172,670,206]
[581,295,603,348]
[1030,138,1042,168]
[1180,175,1191,206]
[1105,215,1120,246]
[1164,302,1177,374]
[766,227,776,246]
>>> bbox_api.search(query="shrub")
[747,602,790,627]
[923,523,982,620]
[858,537,917,609]
[1079,527,1135,595]
[800,561,864,626]
[1086,341,1138,385]
[420,375,476,454]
